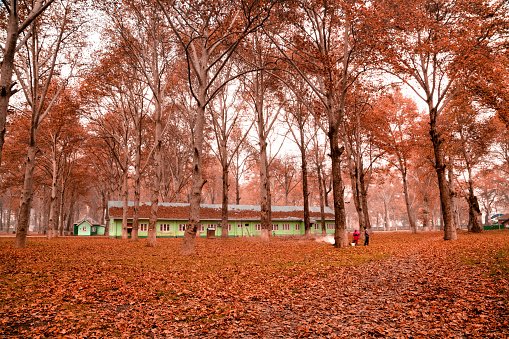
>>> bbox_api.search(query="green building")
[108,201,336,238]
[73,218,105,236]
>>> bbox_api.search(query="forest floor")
[0,231,508,338]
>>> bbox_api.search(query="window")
[272,224,279,231]
[81,226,87,231]
[199,224,205,232]
[282,223,290,230]
[295,224,300,230]
[208,224,216,230]
[140,223,148,231]
[178,224,186,232]
[228,224,232,231]
[314,224,320,230]
[91,226,96,232]
[327,223,334,230]
[237,223,242,228]
[255,224,261,231]
[160,224,171,232]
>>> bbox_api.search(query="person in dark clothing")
[364,228,370,246]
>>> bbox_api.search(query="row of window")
[131,223,335,232]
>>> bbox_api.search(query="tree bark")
[182,102,206,254]
[402,171,416,233]
[121,168,129,240]
[220,155,229,238]
[16,145,38,248]
[429,108,456,240]
[329,123,348,247]
[48,141,59,239]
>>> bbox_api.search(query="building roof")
[108,201,335,221]
[74,217,102,226]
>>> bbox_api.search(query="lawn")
[1,231,508,337]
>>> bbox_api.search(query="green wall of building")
[109,219,335,238]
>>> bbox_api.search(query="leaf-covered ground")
[1,231,508,338]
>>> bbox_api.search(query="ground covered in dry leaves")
[1,231,508,338]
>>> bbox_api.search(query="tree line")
[1,0,508,253]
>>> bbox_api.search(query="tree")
[447,93,496,232]
[38,90,83,238]
[15,0,84,248]
[208,73,252,238]
[272,0,371,247]
[368,89,420,233]
[0,0,55,167]
[371,0,508,240]
[157,0,275,254]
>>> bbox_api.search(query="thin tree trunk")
[221,156,229,238]
[402,171,416,233]
[132,136,141,241]
[300,132,310,237]
[58,184,65,236]
[121,169,129,240]
[47,143,59,238]
[316,152,326,236]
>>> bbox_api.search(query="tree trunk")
[221,157,229,238]
[47,145,59,239]
[0,9,20,167]
[429,109,456,240]
[402,172,416,233]
[16,145,38,248]
[467,183,482,233]
[383,198,390,231]
[255,66,272,241]
[121,169,129,240]
[131,133,141,241]
[300,133,311,237]
[104,192,110,237]
[148,101,163,247]
[316,152,326,236]
[58,184,65,236]
[182,100,206,255]
[329,124,348,247]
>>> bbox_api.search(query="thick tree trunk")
[329,125,348,248]
[467,183,482,233]
[16,145,38,248]
[148,100,163,247]
[48,149,58,239]
[429,109,456,240]
[0,10,19,167]
[182,101,206,255]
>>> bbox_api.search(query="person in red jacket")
[352,229,360,246]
